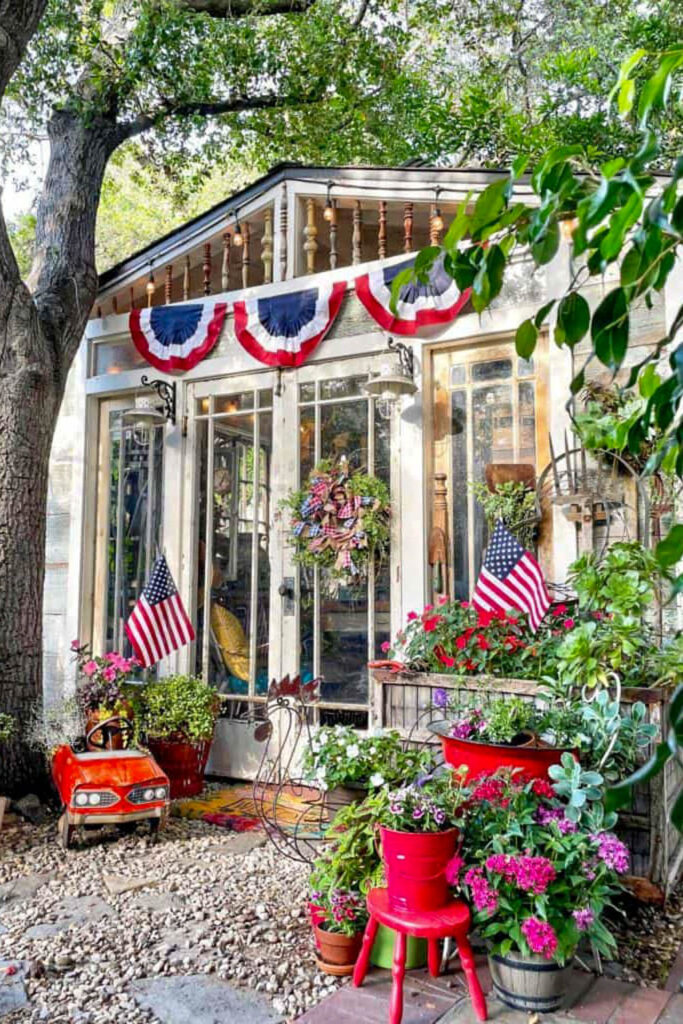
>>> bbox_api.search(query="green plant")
[366,766,469,834]
[470,481,537,551]
[547,752,605,824]
[567,542,661,618]
[0,714,14,743]
[71,642,141,715]
[138,675,221,742]
[578,692,658,783]
[310,800,384,897]
[302,725,431,791]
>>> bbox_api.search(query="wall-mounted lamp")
[363,336,417,419]
[128,376,177,426]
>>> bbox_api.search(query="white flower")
[370,773,385,787]
[369,747,377,755]
[345,743,360,759]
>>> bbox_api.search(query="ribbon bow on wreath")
[283,460,391,591]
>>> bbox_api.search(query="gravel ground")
[610,890,683,988]
[0,813,342,1023]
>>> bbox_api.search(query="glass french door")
[430,337,549,601]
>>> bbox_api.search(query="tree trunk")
[0,111,119,795]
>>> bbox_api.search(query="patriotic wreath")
[283,460,391,589]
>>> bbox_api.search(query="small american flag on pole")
[125,555,195,667]
[472,520,551,632]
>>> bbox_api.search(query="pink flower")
[531,778,555,799]
[485,854,517,881]
[407,611,418,621]
[591,833,629,874]
[102,666,117,682]
[82,660,98,677]
[70,639,81,652]
[552,604,567,616]
[521,917,557,959]
[438,595,450,605]
[424,604,433,612]
[380,641,391,653]
[423,615,442,632]
[563,618,575,629]
[445,855,464,885]
[460,601,470,609]
[513,855,556,895]
[464,868,498,914]
[573,908,594,931]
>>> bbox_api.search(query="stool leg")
[454,931,487,1022]
[428,939,441,978]
[352,916,378,988]
[389,931,406,1024]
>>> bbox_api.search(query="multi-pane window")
[298,376,391,725]
[195,390,273,702]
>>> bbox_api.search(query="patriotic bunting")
[233,281,346,367]
[130,302,227,373]
[354,253,470,336]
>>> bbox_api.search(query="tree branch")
[118,86,325,141]
[180,0,316,17]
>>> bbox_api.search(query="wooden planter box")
[371,669,682,896]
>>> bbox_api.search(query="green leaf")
[534,300,555,329]
[556,292,590,347]
[511,155,529,180]
[471,261,491,314]
[617,78,636,117]
[656,524,683,568]
[443,193,472,252]
[600,190,643,263]
[470,179,510,238]
[592,287,629,368]
[605,741,672,812]
[390,267,417,315]
[638,363,662,399]
[515,319,538,359]
[485,244,506,303]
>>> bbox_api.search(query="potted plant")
[71,643,140,749]
[137,674,221,798]
[310,798,428,972]
[366,766,468,913]
[429,691,578,781]
[308,884,367,974]
[455,770,628,1012]
[0,713,13,830]
[302,724,432,810]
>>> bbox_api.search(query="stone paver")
[609,987,672,1024]
[0,873,54,910]
[129,974,284,1023]
[23,894,114,939]
[568,977,635,1024]
[102,872,159,896]
[656,993,683,1023]
[0,960,28,1018]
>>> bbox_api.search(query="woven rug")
[176,783,324,834]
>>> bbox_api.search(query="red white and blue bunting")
[233,281,346,368]
[129,302,227,373]
[354,253,471,336]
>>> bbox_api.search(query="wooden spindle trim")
[403,202,414,253]
[96,305,102,319]
[183,256,191,301]
[203,243,212,296]
[328,199,338,270]
[352,200,363,265]
[165,264,173,305]
[430,204,441,246]
[223,236,233,292]
[279,183,288,280]
[242,222,251,288]
[262,208,274,284]
[378,200,387,260]
[303,197,318,275]
[112,295,118,315]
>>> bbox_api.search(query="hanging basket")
[147,736,212,799]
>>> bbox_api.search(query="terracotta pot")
[488,950,573,1012]
[147,736,213,799]
[428,721,577,782]
[314,923,363,968]
[380,825,459,912]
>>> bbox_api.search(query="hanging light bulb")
[323,182,335,222]
[232,209,244,247]
[145,263,155,306]
[431,187,444,233]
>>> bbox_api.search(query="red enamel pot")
[428,721,576,782]
[380,825,459,912]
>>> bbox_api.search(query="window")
[298,376,391,722]
[195,390,272,701]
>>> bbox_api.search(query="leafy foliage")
[137,674,221,742]
[301,724,430,791]
[469,481,537,551]
[0,713,14,743]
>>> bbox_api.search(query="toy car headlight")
[75,792,88,807]
[143,788,155,801]
[155,787,166,800]
[88,793,101,806]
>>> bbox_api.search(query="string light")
[232,209,244,247]
[323,181,335,222]
[145,263,155,305]
[431,187,444,233]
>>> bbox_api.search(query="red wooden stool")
[353,888,488,1024]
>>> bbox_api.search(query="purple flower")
[433,808,446,825]
[433,688,448,709]
[573,908,594,931]
[591,832,629,874]
[412,806,424,820]
[389,803,404,815]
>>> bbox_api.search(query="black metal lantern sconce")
[140,376,176,426]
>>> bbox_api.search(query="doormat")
[175,783,325,836]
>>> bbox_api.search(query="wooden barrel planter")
[147,736,212,799]
[370,668,682,897]
[488,950,573,1012]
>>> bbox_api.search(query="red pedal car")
[51,717,170,849]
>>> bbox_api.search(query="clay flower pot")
[314,923,363,973]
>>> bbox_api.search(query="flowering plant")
[71,642,140,716]
[302,725,432,791]
[367,766,469,834]
[454,772,627,964]
[309,885,368,937]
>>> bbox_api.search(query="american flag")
[472,520,550,632]
[125,555,195,667]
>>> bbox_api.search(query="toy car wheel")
[149,818,161,843]
[58,813,76,850]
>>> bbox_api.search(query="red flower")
[507,615,519,626]
[464,659,476,671]
[476,609,495,628]
[460,601,470,609]
[423,615,442,632]
[593,610,604,620]
[455,635,468,650]
[407,611,418,621]
[436,648,456,668]
[472,778,506,802]
[476,634,491,651]
[424,604,434,612]
[552,604,567,616]
[563,618,575,630]
[531,778,555,799]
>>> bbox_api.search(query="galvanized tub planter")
[370,669,683,896]
[488,950,574,1013]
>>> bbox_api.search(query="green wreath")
[282,460,391,586]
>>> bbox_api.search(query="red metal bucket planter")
[147,737,212,799]
[428,722,575,782]
[380,826,459,912]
